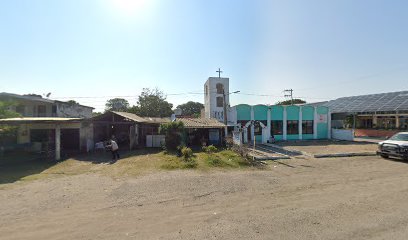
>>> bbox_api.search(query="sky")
[0,0,407,112]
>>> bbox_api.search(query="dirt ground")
[275,140,378,155]
[2,154,408,239]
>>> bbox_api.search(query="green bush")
[159,121,185,150]
[202,145,217,154]
[181,147,193,159]
[205,154,228,167]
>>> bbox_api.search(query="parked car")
[377,132,408,160]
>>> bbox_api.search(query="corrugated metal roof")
[143,117,171,124]
[0,117,81,123]
[178,118,226,128]
[322,91,408,113]
[111,111,147,123]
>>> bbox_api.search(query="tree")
[0,101,21,146]
[105,98,130,112]
[129,88,173,117]
[66,100,79,106]
[0,101,20,119]
[159,121,185,150]
[176,101,204,118]
[276,99,306,105]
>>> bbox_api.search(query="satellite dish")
[46,92,51,98]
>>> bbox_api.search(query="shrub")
[159,121,185,150]
[181,147,193,159]
[202,145,217,154]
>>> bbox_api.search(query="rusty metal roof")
[178,118,226,129]
[143,117,171,124]
[111,111,147,123]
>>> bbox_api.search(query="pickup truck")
[377,132,408,161]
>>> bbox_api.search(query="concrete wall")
[57,103,93,118]
[9,100,54,117]
[204,77,230,122]
[16,122,93,152]
[332,129,354,141]
[233,104,331,142]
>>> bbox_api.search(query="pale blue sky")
[0,0,407,111]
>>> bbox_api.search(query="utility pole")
[284,89,294,105]
[223,89,227,125]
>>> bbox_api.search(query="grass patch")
[0,148,252,186]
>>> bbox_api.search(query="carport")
[0,117,84,160]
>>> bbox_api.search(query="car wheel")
[380,154,389,159]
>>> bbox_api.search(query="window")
[302,120,314,134]
[205,85,208,96]
[216,97,224,107]
[216,83,224,94]
[37,105,46,117]
[271,120,283,135]
[287,120,299,135]
[52,105,57,116]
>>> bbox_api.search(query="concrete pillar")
[250,106,255,141]
[373,115,378,127]
[298,106,303,140]
[327,110,332,139]
[267,107,271,141]
[396,116,400,128]
[55,124,61,161]
[313,107,318,139]
[283,106,287,140]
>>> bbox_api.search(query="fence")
[331,129,354,141]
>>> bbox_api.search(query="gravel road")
[1,156,408,239]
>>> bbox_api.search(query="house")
[0,92,94,118]
[90,111,226,148]
[0,93,95,160]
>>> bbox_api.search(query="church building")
[204,76,331,143]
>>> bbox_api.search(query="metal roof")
[111,111,147,123]
[143,117,171,124]
[323,91,408,113]
[0,117,81,123]
[178,118,226,129]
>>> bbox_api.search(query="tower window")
[216,97,224,107]
[216,83,224,94]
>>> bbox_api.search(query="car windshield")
[389,133,408,141]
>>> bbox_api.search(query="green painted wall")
[253,105,268,120]
[255,135,262,142]
[271,105,283,120]
[302,134,314,140]
[287,134,300,140]
[274,135,283,141]
[286,106,299,120]
[302,106,314,120]
[317,106,329,139]
[236,104,251,120]
[317,106,328,115]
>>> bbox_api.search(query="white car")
[377,132,408,160]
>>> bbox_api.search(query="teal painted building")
[232,104,331,143]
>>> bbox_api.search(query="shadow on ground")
[0,148,163,184]
[275,140,375,147]
[72,148,162,164]
[0,152,57,184]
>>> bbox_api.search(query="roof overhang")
[0,117,82,124]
